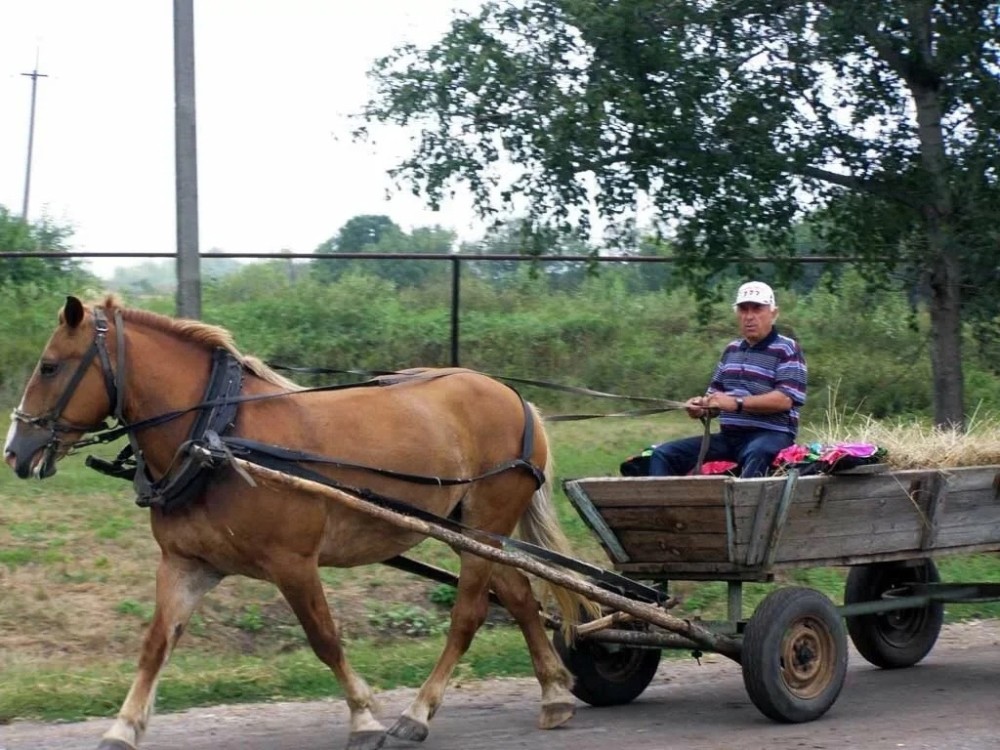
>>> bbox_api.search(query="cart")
[226,455,1000,726]
[559,463,1000,721]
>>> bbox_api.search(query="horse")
[4,295,594,750]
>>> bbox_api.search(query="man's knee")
[650,440,693,476]
[739,454,773,478]
[739,432,793,478]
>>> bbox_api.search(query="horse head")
[4,295,119,479]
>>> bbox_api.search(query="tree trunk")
[927,250,965,430]
[906,5,964,430]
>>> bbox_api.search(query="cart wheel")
[741,587,847,723]
[552,621,662,706]
[844,559,944,669]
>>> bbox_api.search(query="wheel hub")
[781,617,835,699]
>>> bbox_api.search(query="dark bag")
[619,446,654,476]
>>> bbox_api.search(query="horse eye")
[39,361,60,378]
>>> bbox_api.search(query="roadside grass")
[1,413,998,723]
[0,628,534,723]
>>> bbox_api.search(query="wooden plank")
[743,482,777,567]
[764,471,800,568]
[563,480,630,563]
[936,465,1000,493]
[933,520,1000,548]
[920,473,948,550]
[596,505,726,533]
[572,476,731,507]
[766,541,1000,571]
[616,530,729,564]
[740,528,930,562]
[615,561,772,580]
[730,473,938,522]
[724,483,737,564]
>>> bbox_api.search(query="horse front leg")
[99,555,221,750]
[273,562,385,750]
[388,551,493,743]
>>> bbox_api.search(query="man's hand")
[685,395,727,419]
[684,396,707,419]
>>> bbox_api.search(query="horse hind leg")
[488,564,576,730]
[273,562,386,750]
[387,550,494,743]
[98,556,221,750]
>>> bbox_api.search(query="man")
[649,281,807,478]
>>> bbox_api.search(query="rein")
[55,313,549,508]
[34,306,702,507]
[266,363,692,421]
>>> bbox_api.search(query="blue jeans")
[649,429,794,478]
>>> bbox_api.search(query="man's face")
[735,302,778,344]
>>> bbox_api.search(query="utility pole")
[21,58,48,221]
[174,0,201,318]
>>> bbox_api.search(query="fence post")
[450,256,461,366]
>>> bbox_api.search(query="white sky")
[0,0,486,278]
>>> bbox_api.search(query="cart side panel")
[925,466,1000,549]
[569,477,732,565]
[732,470,937,564]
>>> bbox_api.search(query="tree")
[360,1,1000,428]
[460,218,597,289]
[0,204,86,287]
[311,215,456,286]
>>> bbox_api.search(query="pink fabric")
[697,460,739,475]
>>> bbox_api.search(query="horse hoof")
[539,701,575,730]
[346,729,387,750]
[98,741,137,750]
[386,715,429,742]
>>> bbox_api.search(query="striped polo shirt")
[706,326,807,436]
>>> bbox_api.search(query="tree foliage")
[312,214,456,287]
[193,263,999,421]
[0,204,87,287]
[360,0,1000,427]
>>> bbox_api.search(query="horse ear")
[63,296,85,329]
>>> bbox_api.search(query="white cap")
[734,281,776,308]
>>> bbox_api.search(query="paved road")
[3,622,998,750]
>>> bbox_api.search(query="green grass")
[0,628,535,723]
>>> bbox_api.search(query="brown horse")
[4,295,593,750]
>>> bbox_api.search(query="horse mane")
[94,294,303,391]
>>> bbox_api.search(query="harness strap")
[87,359,546,512]
[88,348,245,511]
[517,396,546,488]
[694,413,713,475]
[208,443,666,606]
[114,308,126,420]
[52,318,109,420]
[220,437,542,489]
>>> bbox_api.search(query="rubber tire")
[844,559,944,669]
[552,623,662,707]
[741,587,848,724]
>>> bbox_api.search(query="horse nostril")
[4,451,16,470]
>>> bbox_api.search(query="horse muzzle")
[4,423,60,479]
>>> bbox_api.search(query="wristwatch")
[735,397,744,413]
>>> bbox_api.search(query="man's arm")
[704,390,792,414]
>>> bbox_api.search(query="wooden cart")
[558,464,1000,722]
[230,454,1000,725]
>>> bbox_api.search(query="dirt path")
[2,621,998,750]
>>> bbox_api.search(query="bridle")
[11,307,126,462]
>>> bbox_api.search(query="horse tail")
[516,405,601,633]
